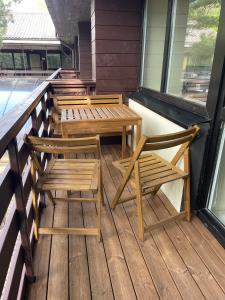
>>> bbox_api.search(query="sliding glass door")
[208,113,225,226]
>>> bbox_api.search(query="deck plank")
[81,153,114,300]
[47,191,69,299]
[69,192,91,300]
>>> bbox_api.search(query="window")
[141,0,168,91]
[14,53,28,69]
[47,53,61,69]
[0,53,14,69]
[141,0,221,106]
[167,0,221,104]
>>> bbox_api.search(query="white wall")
[129,99,185,212]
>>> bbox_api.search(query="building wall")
[78,22,92,79]
[91,0,143,96]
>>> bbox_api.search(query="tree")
[187,0,220,69]
[0,0,21,46]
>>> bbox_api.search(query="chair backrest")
[24,135,101,158]
[133,125,200,166]
[53,94,123,111]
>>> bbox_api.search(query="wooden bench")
[49,79,96,96]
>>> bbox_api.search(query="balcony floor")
[26,145,225,299]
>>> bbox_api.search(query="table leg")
[122,126,126,159]
[130,125,134,155]
[136,120,142,148]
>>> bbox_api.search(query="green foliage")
[190,0,220,31]
[187,0,220,67]
[0,0,21,46]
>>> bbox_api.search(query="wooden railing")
[0,69,60,299]
[0,68,96,299]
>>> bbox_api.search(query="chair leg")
[134,161,144,241]
[130,125,134,155]
[184,148,191,221]
[97,163,102,242]
[184,177,191,221]
[100,166,105,206]
[122,126,126,159]
[32,188,39,240]
[97,189,102,242]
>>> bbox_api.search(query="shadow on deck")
[26,145,225,299]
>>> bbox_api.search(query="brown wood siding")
[78,22,92,79]
[91,0,143,96]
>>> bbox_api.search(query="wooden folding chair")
[24,135,103,241]
[111,126,200,241]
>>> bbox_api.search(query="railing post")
[31,108,38,136]
[41,96,48,137]
[8,138,35,282]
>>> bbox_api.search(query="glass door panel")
[208,121,225,225]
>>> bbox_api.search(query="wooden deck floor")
[26,145,225,300]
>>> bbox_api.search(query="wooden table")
[60,104,142,158]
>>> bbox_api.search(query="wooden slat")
[0,167,14,224]
[0,206,19,295]
[5,246,24,300]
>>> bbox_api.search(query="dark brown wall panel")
[96,54,139,67]
[95,10,140,26]
[97,79,138,91]
[95,25,140,41]
[96,40,139,54]
[95,0,141,12]
[92,0,143,95]
[96,66,138,80]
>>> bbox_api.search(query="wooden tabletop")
[61,104,141,123]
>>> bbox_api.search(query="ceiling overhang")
[45,0,91,46]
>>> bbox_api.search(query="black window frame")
[139,0,225,118]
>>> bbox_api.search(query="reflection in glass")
[167,0,221,104]
[0,53,14,69]
[47,53,61,70]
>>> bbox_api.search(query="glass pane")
[141,0,168,91]
[47,54,61,69]
[0,53,14,69]
[167,0,221,105]
[14,53,28,69]
[30,54,41,70]
[208,122,225,225]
